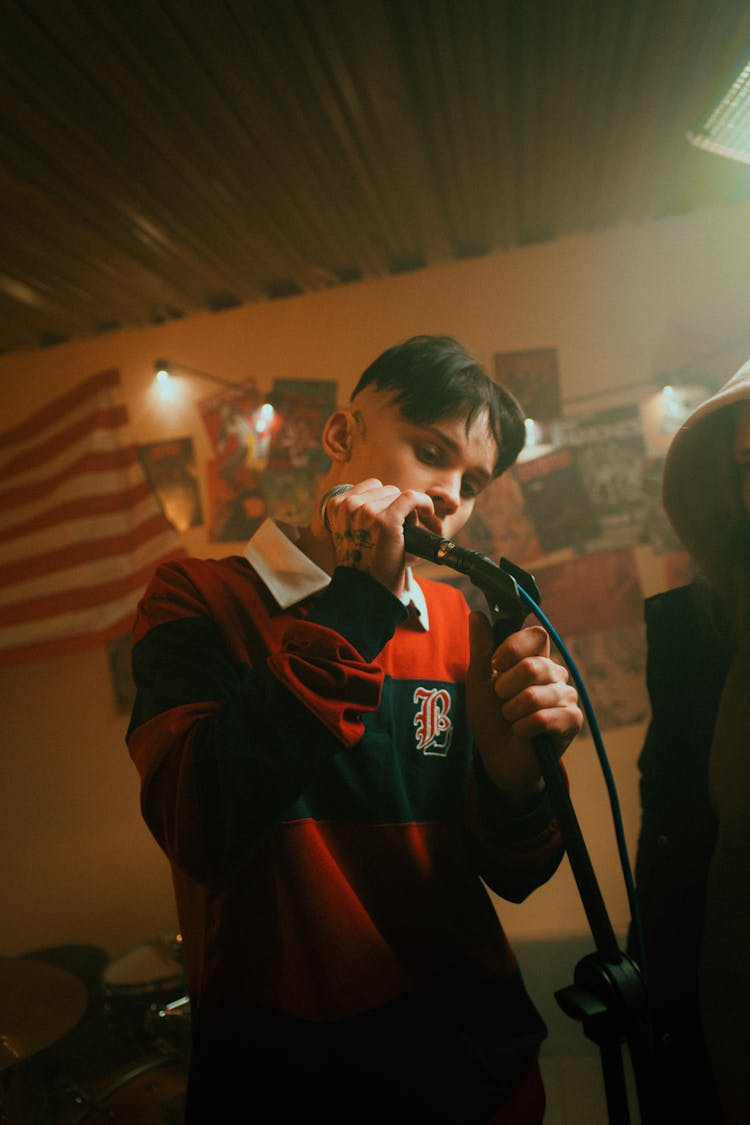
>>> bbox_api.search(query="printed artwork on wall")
[137,437,203,533]
[267,378,335,474]
[514,447,600,554]
[493,347,561,421]
[263,378,336,525]
[552,405,647,553]
[198,387,267,541]
[198,378,336,540]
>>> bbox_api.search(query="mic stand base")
[555,953,655,1125]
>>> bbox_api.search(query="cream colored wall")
[3,201,750,963]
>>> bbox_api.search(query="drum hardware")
[152,996,190,1023]
[101,937,186,1053]
[102,936,184,1001]
[0,940,189,1123]
[144,995,191,1054]
[58,1052,187,1124]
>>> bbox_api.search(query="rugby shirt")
[126,520,564,1123]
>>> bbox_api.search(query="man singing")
[127,335,582,1123]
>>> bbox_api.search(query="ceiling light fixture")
[687,54,750,165]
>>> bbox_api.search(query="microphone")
[403,522,539,640]
[403,522,502,584]
[404,522,517,603]
[319,483,354,530]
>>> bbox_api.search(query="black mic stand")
[419,538,655,1125]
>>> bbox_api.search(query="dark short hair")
[350,335,526,476]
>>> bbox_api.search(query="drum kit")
[0,935,190,1123]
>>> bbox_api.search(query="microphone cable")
[514,582,647,989]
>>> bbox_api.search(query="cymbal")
[0,957,88,1070]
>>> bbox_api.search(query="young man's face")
[342,386,500,542]
[733,400,750,520]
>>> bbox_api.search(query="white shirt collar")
[401,564,430,628]
[244,518,429,630]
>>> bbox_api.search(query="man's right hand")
[323,478,435,596]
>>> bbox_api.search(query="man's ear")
[322,409,355,462]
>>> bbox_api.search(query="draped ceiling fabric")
[1,0,750,356]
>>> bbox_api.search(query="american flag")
[0,368,186,667]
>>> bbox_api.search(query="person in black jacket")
[633,358,750,1124]
[633,581,730,1121]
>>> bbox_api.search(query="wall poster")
[551,405,647,553]
[198,378,336,541]
[137,436,203,533]
[493,347,561,422]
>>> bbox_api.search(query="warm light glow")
[253,402,276,433]
[152,362,181,404]
[524,417,539,446]
[517,417,554,463]
[660,383,710,434]
[687,56,750,165]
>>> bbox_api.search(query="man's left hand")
[466,612,583,810]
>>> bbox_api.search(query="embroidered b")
[413,687,452,756]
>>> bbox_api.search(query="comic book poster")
[198,379,336,540]
[553,405,647,552]
[493,348,561,422]
[263,378,337,525]
[267,378,336,475]
[514,446,600,554]
[203,457,267,541]
[197,386,269,541]
[137,436,203,533]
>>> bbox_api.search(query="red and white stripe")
[0,368,185,666]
